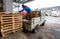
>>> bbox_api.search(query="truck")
[22,11,46,33]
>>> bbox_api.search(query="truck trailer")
[23,11,46,33]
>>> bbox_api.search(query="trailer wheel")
[31,29,38,33]
[31,24,39,33]
[41,20,46,26]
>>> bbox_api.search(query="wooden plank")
[12,15,15,33]
[1,24,12,26]
[2,27,12,30]
[1,23,13,25]
[1,30,13,37]
[1,29,12,32]
[2,31,13,34]
[13,28,22,33]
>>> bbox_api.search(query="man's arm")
[19,9,24,12]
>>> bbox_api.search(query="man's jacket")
[20,7,31,13]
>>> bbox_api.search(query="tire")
[41,20,46,26]
[31,29,38,33]
[31,24,39,33]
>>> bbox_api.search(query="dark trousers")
[25,13,29,19]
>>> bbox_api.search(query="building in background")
[0,0,33,12]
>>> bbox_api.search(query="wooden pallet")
[0,14,13,37]
[12,14,22,33]
[0,13,22,37]
[26,11,41,20]
[30,11,41,18]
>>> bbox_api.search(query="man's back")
[24,7,31,13]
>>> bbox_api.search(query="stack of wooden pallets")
[0,13,22,37]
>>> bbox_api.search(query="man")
[19,5,31,19]
[20,4,31,13]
